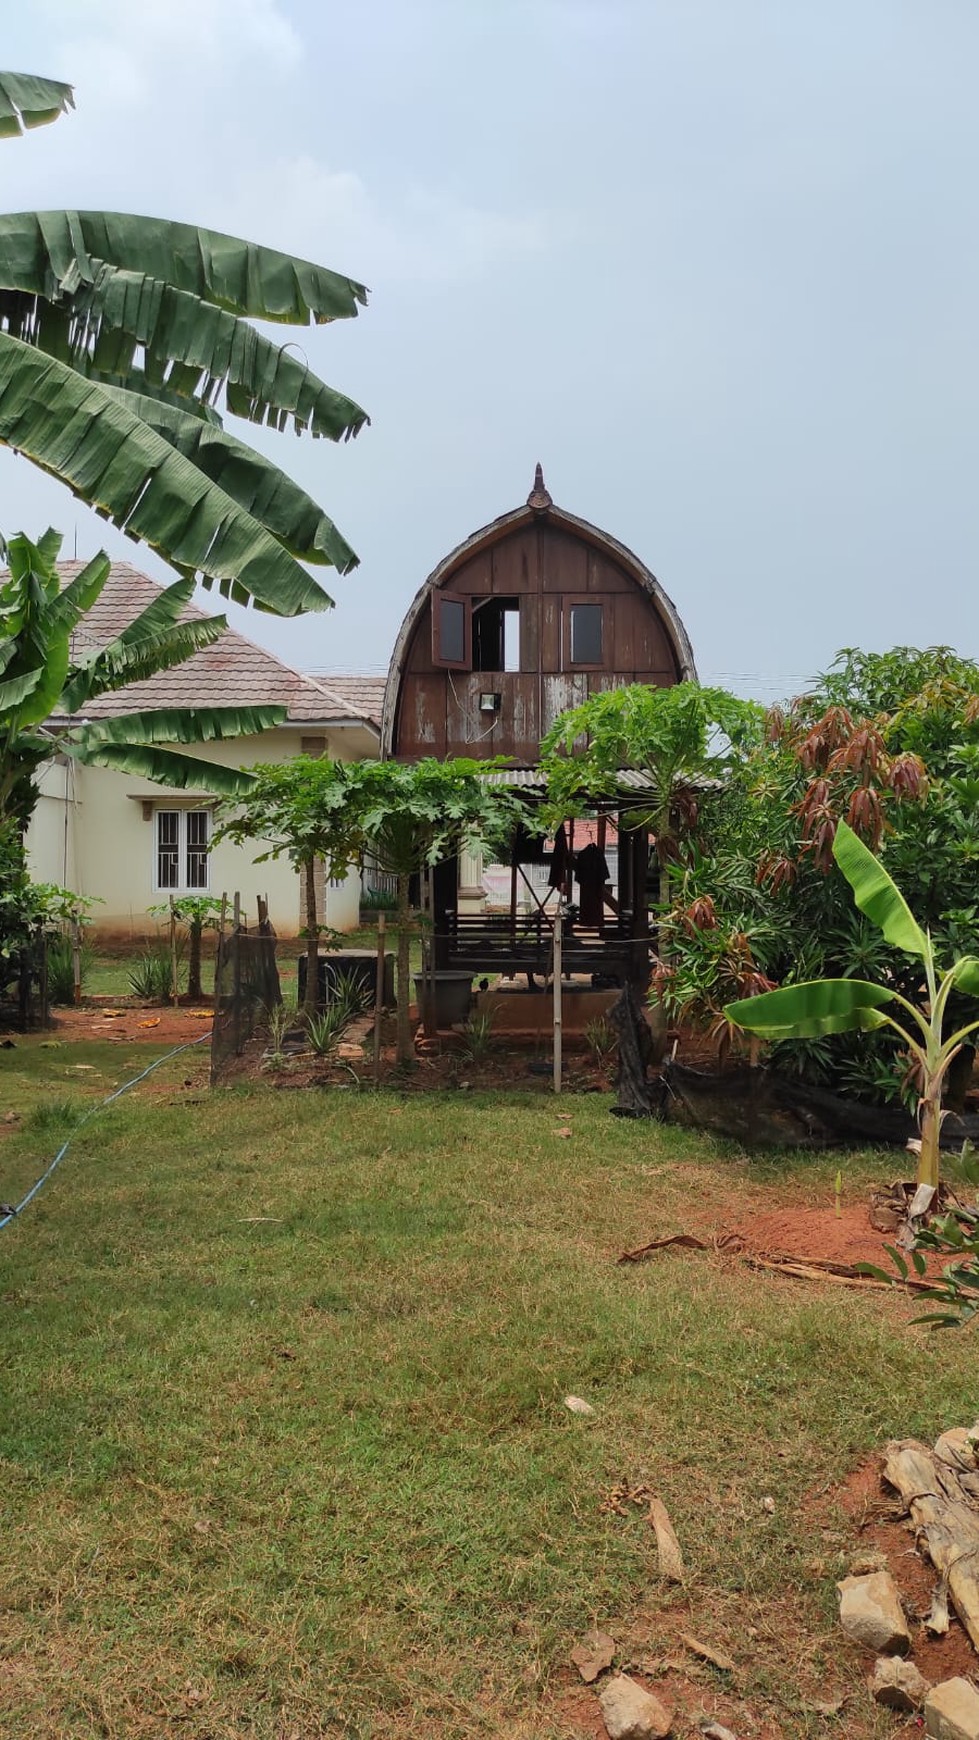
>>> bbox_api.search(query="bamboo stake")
[553,902,563,1095]
[374,913,386,1082]
[70,913,82,1005]
[422,866,436,1038]
[169,895,179,1005]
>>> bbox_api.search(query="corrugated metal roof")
[478,767,721,796]
[478,767,660,797]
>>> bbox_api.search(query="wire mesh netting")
[0,929,49,1031]
[210,920,281,1084]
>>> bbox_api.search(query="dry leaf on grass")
[647,1496,685,1581]
[563,1395,595,1416]
[680,1631,735,1673]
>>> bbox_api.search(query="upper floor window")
[569,602,603,666]
[432,592,470,669]
[473,597,520,672]
[155,808,211,893]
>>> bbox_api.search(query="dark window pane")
[571,604,603,664]
[186,811,210,890]
[472,596,519,672]
[439,597,466,664]
[157,810,179,889]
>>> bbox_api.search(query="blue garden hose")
[0,1031,211,1232]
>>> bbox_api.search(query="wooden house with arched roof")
[381,469,698,989]
[381,466,697,765]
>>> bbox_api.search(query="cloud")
[222,153,551,287]
[48,0,299,107]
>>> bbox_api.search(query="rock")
[837,1570,911,1654]
[563,1395,595,1416]
[700,1724,738,1740]
[848,1549,888,1576]
[870,1656,930,1711]
[571,1629,616,1683]
[598,1672,672,1739]
[925,1677,979,1740]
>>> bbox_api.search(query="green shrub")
[45,933,94,1004]
[26,1097,81,1134]
[306,972,369,1058]
[128,946,184,1002]
[360,886,398,913]
[459,1009,495,1064]
[584,1015,617,1072]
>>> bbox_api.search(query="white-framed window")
[154,808,211,893]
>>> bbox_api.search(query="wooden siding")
[392,517,684,762]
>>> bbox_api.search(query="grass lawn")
[0,1040,970,1737]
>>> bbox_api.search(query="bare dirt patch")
[726,1202,919,1270]
[48,1002,214,1046]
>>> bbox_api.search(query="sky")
[3,0,978,702]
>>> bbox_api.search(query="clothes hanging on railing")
[548,823,570,889]
[573,841,611,926]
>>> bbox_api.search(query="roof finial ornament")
[526,461,552,513]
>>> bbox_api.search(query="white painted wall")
[24,724,377,938]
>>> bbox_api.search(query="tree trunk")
[396,872,412,1065]
[187,918,203,1002]
[918,1091,941,1190]
[303,856,319,1019]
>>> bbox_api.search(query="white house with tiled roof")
[25,562,382,936]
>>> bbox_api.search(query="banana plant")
[725,819,979,1190]
[0,529,286,828]
[0,73,368,616]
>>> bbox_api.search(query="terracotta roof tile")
[306,675,386,727]
[52,561,381,730]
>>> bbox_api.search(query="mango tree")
[725,819,979,1193]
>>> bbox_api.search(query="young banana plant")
[725,820,979,1191]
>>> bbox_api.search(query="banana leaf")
[106,389,358,569]
[952,957,979,997]
[112,576,197,643]
[832,819,929,958]
[0,271,370,440]
[0,73,74,138]
[58,619,228,714]
[67,738,258,796]
[73,705,286,747]
[0,665,44,713]
[724,977,896,1038]
[0,334,334,615]
[0,211,368,324]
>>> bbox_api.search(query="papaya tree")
[0,70,368,616]
[725,819,979,1193]
[358,759,529,1064]
[216,757,374,1019]
[540,682,765,911]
